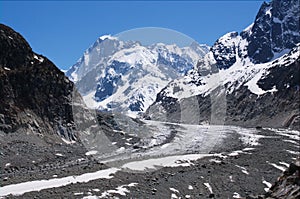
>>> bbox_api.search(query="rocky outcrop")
[0,24,76,142]
[247,0,300,64]
[247,159,300,199]
[209,0,300,70]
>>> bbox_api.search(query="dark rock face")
[0,25,33,70]
[208,0,299,70]
[246,0,299,63]
[266,161,300,199]
[211,32,239,70]
[0,24,76,141]
[225,49,300,129]
[247,159,300,199]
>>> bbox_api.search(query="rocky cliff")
[0,24,76,142]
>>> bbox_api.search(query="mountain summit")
[146,0,300,129]
[66,36,209,116]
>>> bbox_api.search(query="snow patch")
[170,187,180,193]
[33,54,44,62]
[267,162,286,171]
[262,179,272,192]
[0,168,119,197]
[99,182,137,198]
[233,192,241,198]
[121,154,220,171]
[99,35,118,41]
[279,162,290,168]
[61,137,76,144]
[235,165,249,175]
[85,150,98,156]
[188,185,193,190]
[203,183,213,193]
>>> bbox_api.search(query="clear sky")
[1,1,265,70]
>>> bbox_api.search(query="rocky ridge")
[146,0,300,130]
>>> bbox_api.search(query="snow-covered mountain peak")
[146,0,299,126]
[108,45,157,67]
[66,35,209,116]
[98,34,118,41]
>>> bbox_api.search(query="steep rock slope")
[0,24,76,142]
[146,0,300,130]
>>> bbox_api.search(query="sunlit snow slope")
[66,36,209,116]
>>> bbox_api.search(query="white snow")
[116,147,125,153]
[85,150,98,156]
[4,67,11,71]
[99,182,137,198]
[283,139,299,145]
[33,54,44,62]
[0,168,119,197]
[245,71,269,95]
[267,162,286,171]
[262,179,272,192]
[279,162,290,168]
[239,130,265,146]
[233,192,241,198]
[286,150,300,155]
[203,183,213,193]
[66,36,208,116]
[243,148,256,151]
[99,34,118,41]
[235,165,249,175]
[171,193,179,198]
[188,185,193,190]
[163,38,300,102]
[265,128,300,140]
[60,69,67,73]
[5,163,11,167]
[265,7,272,17]
[61,137,76,144]
[121,153,219,171]
[209,159,222,163]
[74,192,84,195]
[228,150,244,156]
[170,187,180,193]
[55,153,64,157]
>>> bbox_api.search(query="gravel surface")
[1,127,299,198]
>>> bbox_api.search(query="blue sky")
[1,1,265,70]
